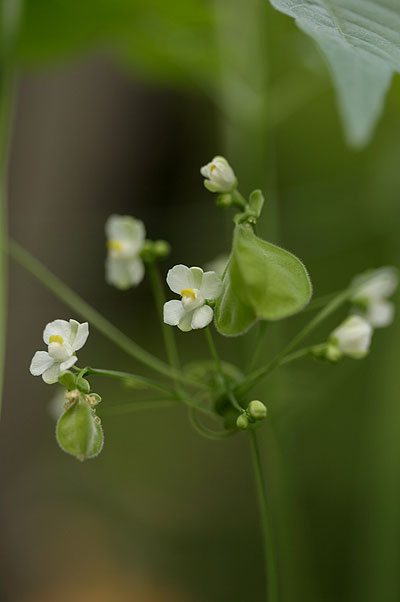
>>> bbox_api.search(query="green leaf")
[76,375,91,394]
[215,224,312,336]
[269,0,399,147]
[56,398,104,460]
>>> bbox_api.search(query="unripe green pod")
[56,397,104,460]
[248,400,267,421]
[236,414,249,431]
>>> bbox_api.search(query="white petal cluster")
[30,319,89,384]
[329,316,372,359]
[163,265,222,331]
[351,267,398,328]
[200,156,236,193]
[105,215,146,290]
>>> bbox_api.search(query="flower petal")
[60,356,78,371]
[71,321,89,351]
[178,311,194,332]
[106,257,145,289]
[30,351,54,376]
[42,362,61,384]
[163,300,185,326]
[105,215,146,254]
[200,271,223,300]
[191,305,214,329]
[166,265,191,294]
[189,267,204,289]
[366,300,395,328]
[43,320,71,345]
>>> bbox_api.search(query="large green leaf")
[269,0,400,147]
[215,224,312,336]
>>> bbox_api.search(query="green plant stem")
[236,288,351,396]
[83,367,177,397]
[0,1,22,424]
[8,239,203,389]
[205,326,243,412]
[249,429,279,602]
[188,406,236,440]
[99,399,177,416]
[147,260,182,388]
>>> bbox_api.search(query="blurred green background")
[1,1,400,601]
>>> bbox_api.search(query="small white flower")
[30,319,89,384]
[200,156,237,193]
[163,265,223,332]
[351,267,398,328]
[105,215,146,290]
[330,316,372,359]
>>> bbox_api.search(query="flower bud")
[330,315,372,359]
[153,239,171,259]
[200,156,237,193]
[236,414,249,430]
[248,400,267,421]
[216,193,233,208]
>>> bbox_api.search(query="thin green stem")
[188,406,236,440]
[147,260,181,369]
[99,398,178,416]
[84,367,177,397]
[249,430,279,602]
[8,239,203,389]
[0,0,22,423]
[235,288,351,397]
[205,326,243,412]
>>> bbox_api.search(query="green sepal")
[215,224,313,336]
[76,375,90,394]
[89,392,102,404]
[58,370,76,391]
[248,189,264,219]
[56,398,104,460]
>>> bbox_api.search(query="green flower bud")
[56,396,104,461]
[153,239,171,259]
[216,193,233,208]
[236,414,249,430]
[248,400,267,421]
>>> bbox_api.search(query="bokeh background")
[1,1,400,601]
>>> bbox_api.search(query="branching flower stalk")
[8,156,398,601]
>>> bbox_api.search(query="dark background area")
[1,1,400,601]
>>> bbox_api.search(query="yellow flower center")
[49,334,64,345]
[107,239,123,252]
[210,164,216,172]
[181,288,196,299]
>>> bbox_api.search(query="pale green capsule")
[56,397,104,461]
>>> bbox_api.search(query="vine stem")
[249,429,279,602]
[8,239,204,390]
[0,0,22,423]
[146,260,182,384]
[205,326,243,412]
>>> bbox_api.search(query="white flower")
[200,156,237,193]
[163,265,223,331]
[30,319,89,384]
[351,267,398,328]
[330,316,372,359]
[105,215,146,290]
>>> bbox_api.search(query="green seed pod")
[248,400,267,421]
[56,397,104,460]
[236,414,249,431]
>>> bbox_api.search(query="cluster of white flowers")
[163,265,222,332]
[327,267,398,360]
[30,319,89,384]
[105,215,146,290]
